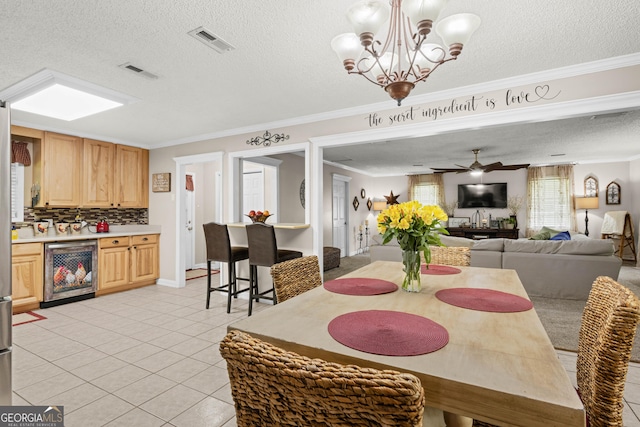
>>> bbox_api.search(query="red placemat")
[421,264,462,275]
[328,310,449,356]
[436,288,533,312]
[323,278,398,295]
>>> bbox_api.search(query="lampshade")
[435,13,481,51]
[402,0,448,34]
[575,197,599,210]
[346,0,390,40]
[330,33,362,63]
[373,201,388,211]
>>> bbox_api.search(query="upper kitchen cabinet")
[115,145,149,208]
[33,132,83,207]
[82,139,115,207]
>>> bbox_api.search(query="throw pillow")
[549,231,571,241]
[529,230,551,240]
[540,226,564,237]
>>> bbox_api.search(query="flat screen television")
[458,183,507,208]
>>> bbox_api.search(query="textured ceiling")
[2,1,640,175]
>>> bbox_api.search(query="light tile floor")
[11,276,640,426]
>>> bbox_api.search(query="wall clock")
[299,179,305,208]
[606,181,620,205]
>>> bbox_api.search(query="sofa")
[369,233,622,300]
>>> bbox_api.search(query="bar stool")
[245,223,302,316]
[202,222,250,313]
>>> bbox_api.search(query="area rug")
[13,311,47,326]
[186,268,219,280]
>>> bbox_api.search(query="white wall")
[443,170,528,237]
[574,161,633,237]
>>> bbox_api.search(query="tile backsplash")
[14,207,148,227]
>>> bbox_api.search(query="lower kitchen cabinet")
[12,243,43,314]
[98,234,159,295]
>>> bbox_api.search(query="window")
[413,182,440,205]
[527,165,575,235]
[408,174,444,207]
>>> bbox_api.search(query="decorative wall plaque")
[584,175,598,197]
[606,181,621,205]
[152,173,171,192]
[246,130,290,146]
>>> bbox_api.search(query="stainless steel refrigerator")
[0,102,13,405]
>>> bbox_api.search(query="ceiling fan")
[431,149,530,175]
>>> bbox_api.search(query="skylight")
[0,69,138,121]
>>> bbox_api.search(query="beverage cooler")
[42,241,98,308]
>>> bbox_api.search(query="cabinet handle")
[112,240,119,244]
[142,237,148,241]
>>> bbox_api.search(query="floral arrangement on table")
[377,201,448,292]
[246,210,272,223]
[442,200,458,218]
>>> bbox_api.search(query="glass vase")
[402,250,422,293]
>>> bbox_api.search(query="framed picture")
[606,181,621,204]
[584,175,598,197]
[152,173,171,192]
[448,217,470,228]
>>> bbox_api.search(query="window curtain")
[408,173,444,207]
[526,164,576,237]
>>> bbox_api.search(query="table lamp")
[575,196,599,236]
[373,201,388,212]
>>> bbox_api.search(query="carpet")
[324,255,640,361]
[186,268,219,280]
[13,311,47,326]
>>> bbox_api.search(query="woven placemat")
[323,278,398,295]
[421,264,462,275]
[328,310,449,356]
[436,288,533,312]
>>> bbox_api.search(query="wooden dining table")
[227,261,586,427]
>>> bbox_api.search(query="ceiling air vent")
[188,26,235,53]
[119,63,159,80]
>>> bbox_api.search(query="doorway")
[174,152,223,288]
[332,174,350,257]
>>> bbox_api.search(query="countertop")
[12,225,161,244]
[227,222,310,230]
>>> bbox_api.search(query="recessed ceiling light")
[0,69,138,121]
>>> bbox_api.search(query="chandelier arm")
[348,70,386,87]
[354,48,393,85]
[413,56,457,84]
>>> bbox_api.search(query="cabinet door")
[130,239,158,284]
[98,244,130,290]
[41,132,83,207]
[11,243,43,311]
[115,145,149,208]
[82,139,115,207]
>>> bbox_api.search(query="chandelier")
[331,0,480,106]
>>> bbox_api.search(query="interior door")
[332,179,348,257]
[184,175,195,270]
[243,170,264,222]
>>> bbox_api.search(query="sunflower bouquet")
[377,201,448,291]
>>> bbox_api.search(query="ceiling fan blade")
[494,163,530,171]
[454,164,471,170]
[481,162,503,173]
[430,168,468,173]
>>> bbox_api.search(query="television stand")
[447,227,519,240]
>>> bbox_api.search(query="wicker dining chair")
[473,276,640,427]
[270,255,322,303]
[428,246,471,267]
[220,330,425,427]
[576,275,640,426]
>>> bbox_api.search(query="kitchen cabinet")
[82,139,115,207]
[115,145,149,208]
[97,234,158,295]
[11,243,43,314]
[33,132,83,207]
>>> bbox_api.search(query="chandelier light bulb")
[401,0,449,35]
[346,0,390,46]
